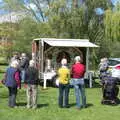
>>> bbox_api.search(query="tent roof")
[33,38,99,47]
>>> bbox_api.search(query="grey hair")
[10,60,19,68]
[61,58,67,66]
[29,60,35,66]
[74,56,81,62]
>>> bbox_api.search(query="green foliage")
[1,0,119,67]
[104,8,120,42]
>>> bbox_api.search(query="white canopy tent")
[32,38,99,88]
[34,38,99,47]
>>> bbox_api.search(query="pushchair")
[101,75,119,105]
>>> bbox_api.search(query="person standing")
[10,52,20,65]
[58,58,70,108]
[25,60,38,109]
[5,60,21,108]
[71,56,86,109]
[20,53,29,82]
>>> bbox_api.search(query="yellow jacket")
[58,66,70,84]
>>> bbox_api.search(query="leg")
[58,84,64,108]
[26,85,32,108]
[9,87,17,107]
[8,87,12,107]
[64,84,70,107]
[31,85,37,109]
[80,84,86,108]
[21,70,25,83]
[74,84,81,108]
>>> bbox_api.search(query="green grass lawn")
[0,66,120,120]
[0,83,120,120]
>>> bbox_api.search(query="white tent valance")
[34,38,99,47]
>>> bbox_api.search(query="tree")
[0,0,114,67]
[104,3,120,57]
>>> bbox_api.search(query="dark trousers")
[58,84,69,107]
[8,87,17,107]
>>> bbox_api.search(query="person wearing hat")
[71,56,86,109]
[57,58,70,108]
[24,60,38,109]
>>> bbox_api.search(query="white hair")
[74,56,81,62]
[61,58,67,66]
[29,60,35,66]
[10,60,19,68]
[21,53,26,57]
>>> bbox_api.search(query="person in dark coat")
[25,60,38,109]
[20,53,29,82]
[5,60,21,108]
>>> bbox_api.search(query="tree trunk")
[73,0,78,8]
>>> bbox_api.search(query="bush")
[0,57,8,65]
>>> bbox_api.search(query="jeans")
[72,78,86,108]
[58,84,69,107]
[8,87,17,107]
[21,70,25,82]
[26,84,37,108]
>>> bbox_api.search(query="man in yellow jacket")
[58,58,70,108]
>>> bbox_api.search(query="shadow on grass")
[69,103,94,108]
[16,102,49,108]
[16,102,26,106]
[86,103,94,108]
[37,103,49,108]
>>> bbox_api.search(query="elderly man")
[71,56,86,109]
[25,60,38,109]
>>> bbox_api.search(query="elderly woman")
[58,58,70,108]
[71,56,86,109]
[5,60,21,108]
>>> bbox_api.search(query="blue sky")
[111,0,120,6]
[0,0,119,15]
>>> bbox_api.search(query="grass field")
[0,82,120,120]
[0,66,120,120]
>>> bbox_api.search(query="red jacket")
[71,62,85,78]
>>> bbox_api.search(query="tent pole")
[86,47,89,77]
[41,40,44,75]
[86,47,91,87]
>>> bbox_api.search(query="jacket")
[5,67,21,88]
[25,67,38,85]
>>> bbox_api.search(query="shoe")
[64,105,70,108]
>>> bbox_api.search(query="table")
[43,71,56,89]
